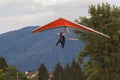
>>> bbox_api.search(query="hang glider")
[32,18,110,38]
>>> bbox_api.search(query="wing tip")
[105,35,111,38]
[32,31,35,33]
[32,29,37,33]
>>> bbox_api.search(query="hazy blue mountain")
[0,26,84,71]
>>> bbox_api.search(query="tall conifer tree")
[63,64,70,80]
[53,62,64,80]
[38,63,48,80]
[70,59,82,80]
[0,57,7,70]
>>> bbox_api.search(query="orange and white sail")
[32,18,110,38]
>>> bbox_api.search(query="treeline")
[0,56,84,80]
[0,56,26,80]
[38,59,84,80]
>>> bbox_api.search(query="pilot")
[56,32,65,48]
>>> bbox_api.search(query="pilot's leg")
[60,40,64,48]
[56,39,60,46]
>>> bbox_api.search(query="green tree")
[5,65,21,80]
[0,69,5,80]
[53,62,64,80]
[63,64,70,80]
[38,63,48,80]
[75,3,120,80]
[70,59,83,80]
[0,57,7,70]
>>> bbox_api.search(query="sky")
[0,0,119,34]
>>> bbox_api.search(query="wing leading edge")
[32,18,110,38]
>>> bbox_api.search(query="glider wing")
[32,18,110,38]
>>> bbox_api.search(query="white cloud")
[0,0,9,6]
[0,0,119,34]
